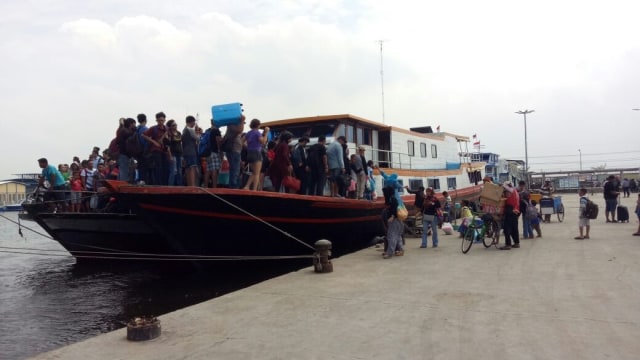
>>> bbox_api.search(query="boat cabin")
[263,114,485,193]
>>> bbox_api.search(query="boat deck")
[29,195,640,360]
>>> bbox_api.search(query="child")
[69,171,83,213]
[530,200,542,237]
[634,194,640,236]
[457,199,474,237]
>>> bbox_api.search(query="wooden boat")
[108,181,387,258]
[102,114,484,259]
[24,114,485,263]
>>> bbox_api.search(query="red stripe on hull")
[139,203,381,224]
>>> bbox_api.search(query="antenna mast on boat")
[377,39,387,124]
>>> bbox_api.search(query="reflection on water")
[0,213,308,359]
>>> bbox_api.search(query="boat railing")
[374,149,414,170]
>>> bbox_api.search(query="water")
[0,213,308,359]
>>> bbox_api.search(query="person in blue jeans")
[518,181,533,238]
[421,187,441,248]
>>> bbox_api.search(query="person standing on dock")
[540,179,554,223]
[575,188,591,240]
[382,186,404,258]
[603,175,620,222]
[421,187,441,248]
[518,180,533,239]
[500,181,521,250]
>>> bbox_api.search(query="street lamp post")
[578,149,582,171]
[515,109,534,182]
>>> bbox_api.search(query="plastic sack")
[397,204,408,221]
[441,222,454,235]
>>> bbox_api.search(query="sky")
[1,0,639,179]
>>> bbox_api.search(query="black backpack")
[126,127,145,158]
[583,198,599,219]
[307,144,321,169]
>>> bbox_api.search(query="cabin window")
[362,128,371,145]
[336,124,346,138]
[420,143,427,158]
[447,177,457,189]
[407,140,415,156]
[468,170,482,185]
[346,125,355,143]
[356,127,364,145]
[409,179,424,190]
[428,178,441,191]
[431,144,438,158]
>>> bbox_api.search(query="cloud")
[2,0,640,179]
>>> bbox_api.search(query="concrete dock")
[30,194,640,360]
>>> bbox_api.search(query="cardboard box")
[480,197,505,215]
[480,182,504,202]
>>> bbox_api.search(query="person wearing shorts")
[603,175,619,222]
[575,188,591,239]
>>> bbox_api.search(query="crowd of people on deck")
[36,112,381,212]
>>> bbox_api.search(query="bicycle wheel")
[557,204,565,222]
[482,221,496,248]
[490,219,501,248]
[461,227,474,254]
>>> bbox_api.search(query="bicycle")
[461,213,501,254]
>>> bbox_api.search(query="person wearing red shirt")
[500,181,521,250]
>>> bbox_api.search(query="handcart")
[539,196,564,222]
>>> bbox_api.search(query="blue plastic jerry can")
[212,102,243,127]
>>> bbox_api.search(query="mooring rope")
[194,187,317,251]
[0,212,315,261]
[1,185,322,261]
[0,247,314,261]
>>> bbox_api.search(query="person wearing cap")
[500,181,521,250]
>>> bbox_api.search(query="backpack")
[525,202,538,220]
[220,134,233,153]
[307,144,322,169]
[583,198,599,219]
[198,129,212,157]
[108,137,120,159]
[126,128,144,158]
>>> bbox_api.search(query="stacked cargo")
[479,182,505,215]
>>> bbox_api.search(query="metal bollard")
[313,239,333,273]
